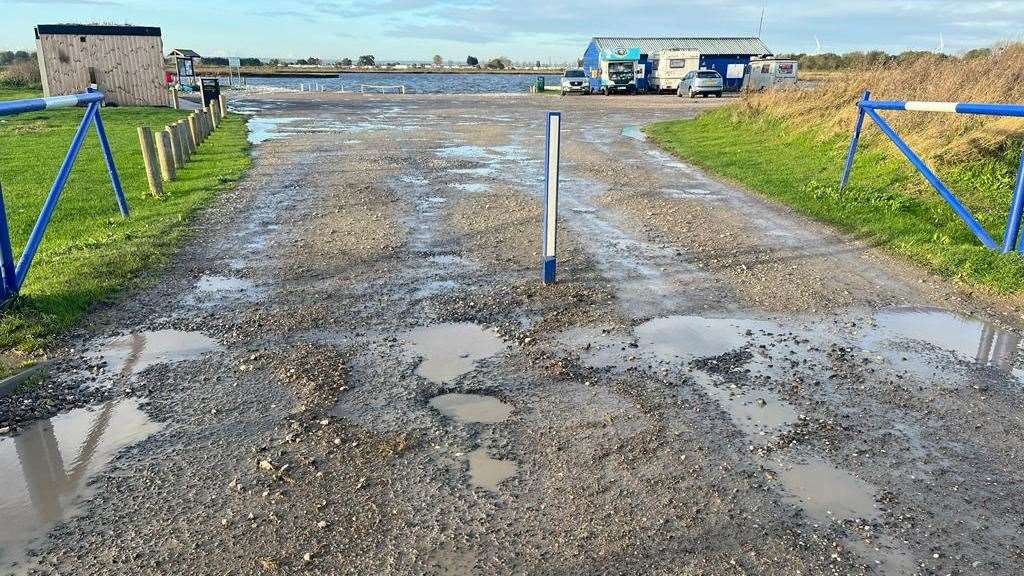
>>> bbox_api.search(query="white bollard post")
[541,111,561,285]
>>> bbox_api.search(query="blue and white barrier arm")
[0,91,104,117]
[541,111,561,285]
[861,99,1024,118]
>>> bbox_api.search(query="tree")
[466,55,479,66]
[535,60,541,68]
[240,57,262,66]
[339,57,353,66]
[485,56,512,70]
[357,54,375,66]
[432,54,443,66]
[305,56,321,66]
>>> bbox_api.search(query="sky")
[3,0,1024,63]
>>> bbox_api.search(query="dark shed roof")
[35,24,162,38]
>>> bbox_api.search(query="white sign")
[727,63,745,79]
[228,57,241,68]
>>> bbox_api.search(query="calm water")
[224,73,560,94]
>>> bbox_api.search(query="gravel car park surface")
[1,91,1022,575]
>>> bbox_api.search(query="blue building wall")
[698,54,753,91]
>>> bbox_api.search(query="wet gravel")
[0,92,1022,575]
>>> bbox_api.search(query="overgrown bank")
[646,47,1024,295]
[0,94,250,352]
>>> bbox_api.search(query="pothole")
[92,330,223,376]
[429,393,512,424]
[403,323,505,384]
[467,447,517,491]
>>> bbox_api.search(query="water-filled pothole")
[772,455,880,523]
[621,125,646,141]
[636,315,776,362]
[0,399,162,567]
[93,330,223,375]
[403,323,505,384]
[195,275,254,293]
[429,393,512,424]
[467,447,517,491]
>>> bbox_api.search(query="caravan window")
[761,63,770,74]
[669,59,687,68]
[778,62,795,75]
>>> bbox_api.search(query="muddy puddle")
[864,306,1023,378]
[621,125,646,141]
[195,274,254,293]
[467,448,517,491]
[403,323,506,383]
[0,399,162,569]
[92,330,223,376]
[429,393,512,424]
[246,117,309,144]
[692,373,797,441]
[772,454,880,522]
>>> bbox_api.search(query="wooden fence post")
[218,94,227,119]
[136,127,163,196]
[165,125,184,168]
[178,120,194,158]
[170,87,180,110]
[187,113,201,148]
[155,129,176,182]
[209,101,220,129]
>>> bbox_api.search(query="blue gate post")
[88,88,129,217]
[1002,146,1024,253]
[839,90,870,191]
[13,101,101,288]
[541,111,562,285]
[0,183,17,299]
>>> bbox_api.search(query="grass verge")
[645,106,1024,294]
[0,95,250,352]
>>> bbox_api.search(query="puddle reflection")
[0,399,161,568]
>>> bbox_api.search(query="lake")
[219,73,562,94]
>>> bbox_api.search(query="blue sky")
[4,0,1024,62]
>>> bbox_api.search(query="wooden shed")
[34,24,168,107]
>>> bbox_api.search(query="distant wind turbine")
[938,32,945,53]
[814,35,822,54]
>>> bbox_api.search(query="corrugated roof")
[593,37,771,56]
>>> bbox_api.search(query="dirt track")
[1,92,1023,575]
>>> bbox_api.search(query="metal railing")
[840,90,1024,252]
[359,84,406,94]
[0,86,127,302]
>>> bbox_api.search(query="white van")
[650,49,699,92]
[744,58,799,91]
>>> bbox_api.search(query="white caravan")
[650,49,699,92]
[744,58,799,91]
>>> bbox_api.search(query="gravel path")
[1,92,1022,575]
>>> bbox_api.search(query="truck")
[583,47,641,95]
[649,49,699,92]
[743,58,799,91]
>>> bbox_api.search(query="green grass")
[0,86,43,100]
[645,107,1024,294]
[0,97,250,351]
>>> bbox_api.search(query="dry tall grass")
[744,44,1024,162]
[0,59,41,88]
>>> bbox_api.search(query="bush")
[0,59,41,89]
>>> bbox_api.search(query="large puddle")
[92,330,223,376]
[429,393,512,424]
[0,399,162,569]
[403,322,506,384]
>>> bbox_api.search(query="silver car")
[560,68,589,95]
[677,69,723,98]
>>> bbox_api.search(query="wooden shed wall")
[35,32,168,107]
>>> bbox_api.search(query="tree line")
[778,48,993,71]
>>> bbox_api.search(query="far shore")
[187,66,564,78]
